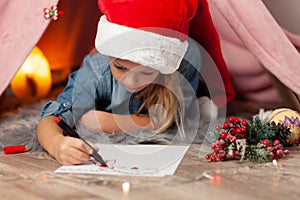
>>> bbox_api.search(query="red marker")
[55,116,107,167]
[4,145,27,154]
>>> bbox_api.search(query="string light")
[272,159,278,167]
[122,182,130,199]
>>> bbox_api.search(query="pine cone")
[271,121,293,146]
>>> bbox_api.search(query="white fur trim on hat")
[95,15,189,74]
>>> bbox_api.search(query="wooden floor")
[1,144,300,200]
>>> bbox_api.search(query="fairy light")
[215,175,222,182]
[41,173,48,180]
[272,159,278,167]
[209,176,215,184]
[122,182,130,198]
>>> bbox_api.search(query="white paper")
[55,144,189,177]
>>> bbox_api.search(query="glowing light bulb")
[10,46,52,99]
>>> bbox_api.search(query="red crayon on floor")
[4,145,26,154]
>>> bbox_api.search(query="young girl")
[37,0,235,165]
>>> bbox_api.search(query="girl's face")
[110,58,160,93]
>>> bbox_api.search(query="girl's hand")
[49,134,99,165]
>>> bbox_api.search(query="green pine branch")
[247,117,277,145]
[245,145,271,163]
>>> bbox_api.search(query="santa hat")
[95,0,235,106]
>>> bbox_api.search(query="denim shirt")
[42,38,202,128]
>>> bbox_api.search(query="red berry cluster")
[215,116,248,140]
[205,116,290,162]
[258,139,289,159]
[205,139,240,162]
[206,116,248,162]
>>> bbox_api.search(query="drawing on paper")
[55,144,189,177]
[56,159,159,175]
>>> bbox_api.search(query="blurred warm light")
[272,159,278,167]
[10,46,52,99]
[122,182,130,197]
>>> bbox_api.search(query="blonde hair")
[137,73,185,136]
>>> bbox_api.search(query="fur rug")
[0,100,46,151]
[0,97,218,152]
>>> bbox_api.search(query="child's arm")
[37,115,99,165]
[80,110,153,133]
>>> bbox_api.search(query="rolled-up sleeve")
[41,70,77,126]
[41,100,73,124]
